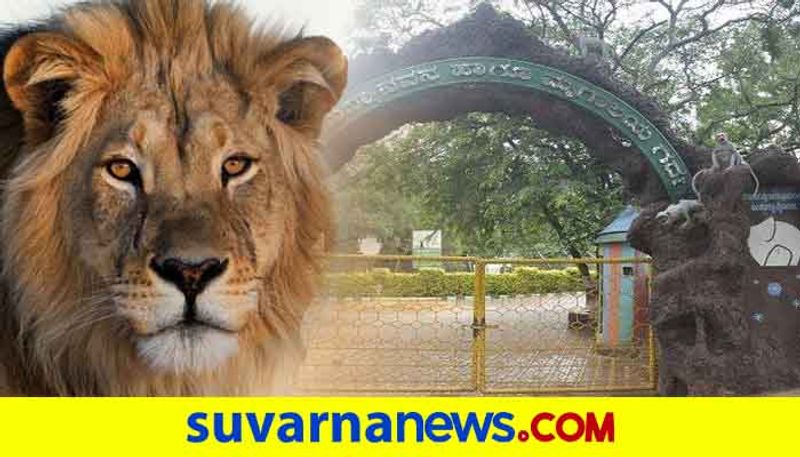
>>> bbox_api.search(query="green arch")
[328,57,692,202]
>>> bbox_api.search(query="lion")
[0,0,347,395]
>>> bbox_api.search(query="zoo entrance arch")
[325,56,692,202]
[309,4,776,396]
[306,6,688,393]
[306,3,800,397]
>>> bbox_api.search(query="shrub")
[323,267,590,297]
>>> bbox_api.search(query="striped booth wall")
[599,243,649,347]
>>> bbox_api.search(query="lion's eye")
[221,156,253,184]
[105,159,140,184]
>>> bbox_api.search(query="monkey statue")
[577,34,611,63]
[656,199,704,229]
[691,132,760,198]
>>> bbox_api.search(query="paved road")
[296,293,653,394]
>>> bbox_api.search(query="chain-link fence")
[295,255,655,395]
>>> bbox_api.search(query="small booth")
[595,206,650,350]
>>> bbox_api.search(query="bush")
[323,266,590,297]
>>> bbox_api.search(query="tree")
[696,19,800,152]
[351,0,800,146]
[508,0,800,140]
[334,113,625,280]
[349,0,473,53]
[332,131,436,254]
[337,0,800,273]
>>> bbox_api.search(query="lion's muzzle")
[149,255,229,320]
[113,248,259,373]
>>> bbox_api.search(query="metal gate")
[295,255,656,395]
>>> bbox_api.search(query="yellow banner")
[0,397,791,456]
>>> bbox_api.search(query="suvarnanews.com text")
[187,410,615,444]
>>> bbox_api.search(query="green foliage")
[339,0,800,268]
[696,21,800,152]
[501,1,800,143]
[351,0,800,150]
[324,267,590,297]
[333,114,624,263]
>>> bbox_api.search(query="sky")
[0,0,357,50]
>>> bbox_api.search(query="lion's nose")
[149,256,229,299]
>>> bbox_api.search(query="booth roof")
[595,206,639,244]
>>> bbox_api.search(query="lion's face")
[0,0,346,392]
[76,80,291,373]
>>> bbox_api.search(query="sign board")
[744,190,800,356]
[412,230,442,269]
[329,57,692,201]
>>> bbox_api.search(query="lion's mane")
[0,0,342,395]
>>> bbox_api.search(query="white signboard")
[748,217,800,266]
[413,230,442,251]
[412,230,442,269]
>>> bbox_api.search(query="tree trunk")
[538,202,592,279]
[539,201,599,319]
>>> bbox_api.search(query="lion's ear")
[260,36,347,139]
[2,32,102,143]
